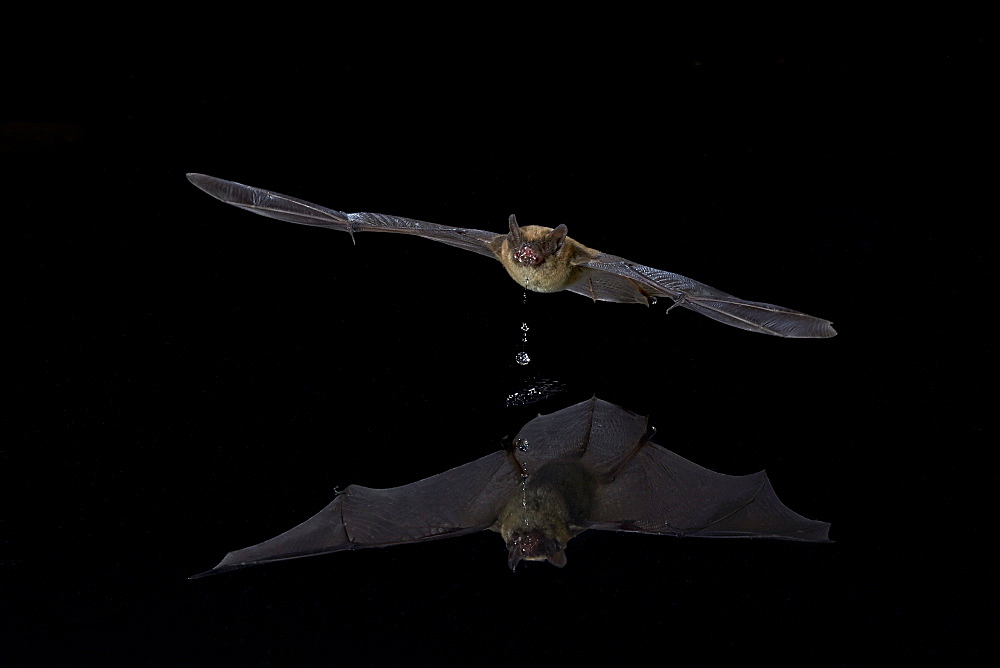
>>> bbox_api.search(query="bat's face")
[507,218,568,267]
[497,461,595,570]
[498,216,577,293]
[506,528,568,570]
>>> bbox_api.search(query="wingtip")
[189,562,246,579]
[188,569,216,580]
[811,319,837,339]
[186,173,242,204]
[783,318,837,339]
[186,172,215,193]
[801,520,833,543]
[799,519,833,543]
[820,521,833,542]
[189,551,247,579]
[186,172,216,189]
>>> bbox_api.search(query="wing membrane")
[590,443,830,541]
[187,173,500,258]
[191,451,518,577]
[575,253,836,338]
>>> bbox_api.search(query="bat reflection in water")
[187,174,836,338]
[192,398,829,577]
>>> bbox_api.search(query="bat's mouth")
[513,245,544,266]
[507,529,566,570]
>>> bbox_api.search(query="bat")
[187,174,836,338]
[192,397,830,577]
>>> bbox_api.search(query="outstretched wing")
[589,440,830,541]
[186,173,501,258]
[191,451,520,577]
[570,252,836,338]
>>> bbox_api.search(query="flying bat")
[187,173,836,338]
[192,397,830,577]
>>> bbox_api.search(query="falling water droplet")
[515,351,530,366]
[520,468,529,519]
[515,437,530,452]
[650,296,658,305]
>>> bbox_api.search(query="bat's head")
[507,215,568,267]
[499,461,595,570]
[506,528,568,571]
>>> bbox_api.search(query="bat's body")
[187,174,836,338]
[192,398,830,577]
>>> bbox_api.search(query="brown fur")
[495,225,599,293]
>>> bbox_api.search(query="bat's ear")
[539,224,567,256]
[546,549,568,568]
[508,546,524,572]
[508,214,522,240]
[548,224,568,244]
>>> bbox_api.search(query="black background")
[4,12,993,665]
